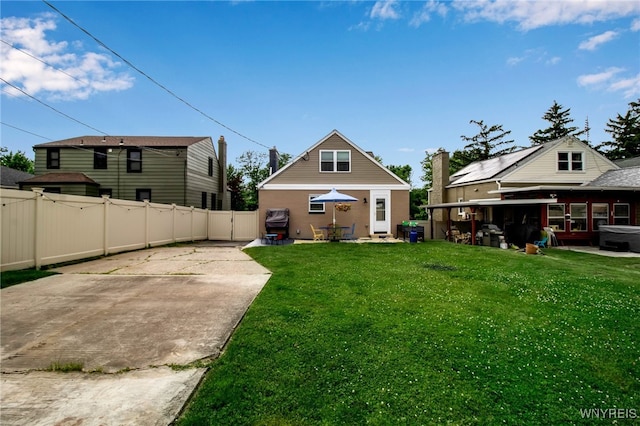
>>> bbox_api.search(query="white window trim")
[319,149,351,173]
[592,203,609,231]
[613,203,630,225]
[557,150,585,172]
[548,204,565,232]
[308,194,325,213]
[569,203,588,232]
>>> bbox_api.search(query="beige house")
[427,135,639,247]
[258,130,410,240]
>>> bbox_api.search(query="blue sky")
[1,1,639,186]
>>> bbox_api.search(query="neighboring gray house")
[21,136,230,209]
[1,166,34,189]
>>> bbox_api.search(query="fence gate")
[208,211,233,240]
[208,210,259,241]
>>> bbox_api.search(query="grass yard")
[1,269,58,289]
[178,242,640,425]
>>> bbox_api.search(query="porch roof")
[423,198,558,210]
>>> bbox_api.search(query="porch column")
[470,207,477,245]
[429,208,434,240]
[446,208,452,241]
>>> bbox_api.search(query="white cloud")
[370,1,400,20]
[452,0,640,30]
[409,0,448,28]
[577,67,639,98]
[632,18,640,31]
[506,56,524,66]
[609,73,640,98]
[0,14,134,101]
[546,56,561,65]
[577,67,624,86]
[578,30,619,51]
[506,48,559,67]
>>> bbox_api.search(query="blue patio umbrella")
[311,188,358,225]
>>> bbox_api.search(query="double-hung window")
[558,151,583,171]
[320,150,350,172]
[47,148,60,169]
[570,203,587,231]
[127,148,142,173]
[94,147,108,169]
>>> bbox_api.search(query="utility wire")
[0,78,108,135]
[43,0,270,149]
[0,121,53,140]
[1,39,91,88]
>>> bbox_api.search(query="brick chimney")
[430,149,449,222]
[269,147,279,175]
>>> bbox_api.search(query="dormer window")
[558,151,583,171]
[320,150,350,172]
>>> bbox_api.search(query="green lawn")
[178,242,640,425]
[1,269,58,289]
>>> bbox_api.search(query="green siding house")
[21,135,230,209]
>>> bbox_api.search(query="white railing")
[0,188,258,272]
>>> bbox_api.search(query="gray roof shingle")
[1,166,34,188]
[586,166,640,188]
[33,136,210,148]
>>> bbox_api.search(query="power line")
[0,78,108,135]
[43,0,270,150]
[0,121,53,140]
[1,39,91,88]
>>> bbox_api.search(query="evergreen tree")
[529,100,582,145]
[597,99,640,160]
[460,119,516,161]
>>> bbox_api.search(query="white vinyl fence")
[0,188,259,272]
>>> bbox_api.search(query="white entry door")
[370,190,390,234]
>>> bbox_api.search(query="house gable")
[260,130,409,189]
[501,137,618,186]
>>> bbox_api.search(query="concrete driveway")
[1,243,271,426]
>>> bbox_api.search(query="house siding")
[502,139,616,185]
[267,133,402,186]
[446,182,498,203]
[32,137,226,208]
[259,189,409,239]
[185,138,219,209]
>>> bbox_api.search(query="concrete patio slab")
[1,244,271,425]
[1,367,204,426]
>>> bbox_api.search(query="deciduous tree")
[0,147,34,173]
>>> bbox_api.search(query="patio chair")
[342,223,356,240]
[310,224,325,241]
[534,236,548,248]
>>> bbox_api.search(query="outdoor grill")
[265,208,290,239]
